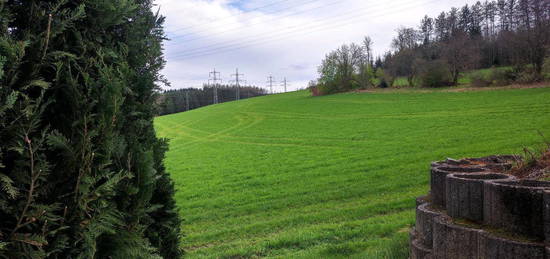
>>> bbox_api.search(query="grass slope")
[155,87,550,258]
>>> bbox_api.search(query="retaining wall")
[410,155,550,259]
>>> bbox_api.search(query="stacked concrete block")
[446,173,514,222]
[478,231,545,259]
[483,180,550,239]
[416,203,443,248]
[430,165,485,208]
[432,216,483,259]
[543,190,550,243]
[410,155,550,259]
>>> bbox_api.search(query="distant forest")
[158,85,268,115]
[313,0,550,95]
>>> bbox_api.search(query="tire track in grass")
[243,100,550,121]
[165,112,262,149]
[187,209,415,258]
[155,88,550,258]
[183,189,422,248]
[179,159,427,226]
[161,101,549,151]
[172,145,435,212]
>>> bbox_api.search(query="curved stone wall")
[430,165,485,208]
[410,155,550,259]
[446,173,514,222]
[484,180,550,239]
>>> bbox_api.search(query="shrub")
[470,71,492,87]
[375,69,392,88]
[308,81,321,96]
[489,68,516,86]
[470,67,515,87]
[0,1,182,257]
[416,60,453,88]
[378,78,389,88]
[543,58,550,80]
[516,67,543,84]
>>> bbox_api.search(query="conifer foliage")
[0,0,182,258]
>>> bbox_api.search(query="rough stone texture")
[416,203,443,248]
[483,180,550,240]
[410,239,433,259]
[416,195,429,207]
[410,227,417,242]
[432,216,482,259]
[468,155,519,172]
[446,173,514,223]
[543,190,550,243]
[411,155,550,258]
[431,165,486,208]
[478,231,545,259]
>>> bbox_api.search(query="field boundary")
[355,82,550,94]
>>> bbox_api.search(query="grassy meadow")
[155,87,550,258]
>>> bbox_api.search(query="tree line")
[0,1,181,258]
[312,0,550,95]
[158,85,268,116]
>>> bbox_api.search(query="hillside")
[155,87,550,258]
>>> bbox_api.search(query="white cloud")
[155,0,480,91]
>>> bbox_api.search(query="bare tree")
[356,36,374,88]
[443,31,480,84]
[391,27,419,51]
[420,15,434,44]
[363,36,374,65]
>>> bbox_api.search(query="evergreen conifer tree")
[0,0,182,257]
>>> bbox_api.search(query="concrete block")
[416,203,443,248]
[483,180,550,240]
[446,173,514,223]
[431,165,486,208]
[432,216,482,259]
[478,231,545,259]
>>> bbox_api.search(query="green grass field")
[155,87,550,258]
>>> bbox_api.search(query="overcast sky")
[155,0,480,92]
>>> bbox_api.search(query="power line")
[165,0,295,35]
[208,69,222,104]
[168,0,430,58]
[267,75,275,94]
[168,0,443,60]
[230,68,244,100]
[165,0,347,45]
[166,0,388,49]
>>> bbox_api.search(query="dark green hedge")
[0,0,182,257]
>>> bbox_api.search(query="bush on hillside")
[516,67,543,84]
[378,78,389,88]
[376,69,393,88]
[470,67,516,87]
[489,68,516,86]
[416,60,453,88]
[308,80,321,96]
[543,58,550,80]
[470,72,492,87]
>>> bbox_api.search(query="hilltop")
[155,87,550,258]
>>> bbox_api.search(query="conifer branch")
[11,134,41,238]
[41,14,52,61]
